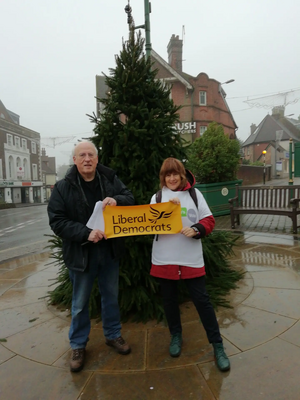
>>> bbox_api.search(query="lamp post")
[221,79,235,85]
[262,150,267,184]
[218,79,235,96]
[289,138,294,186]
[275,130,283,179]
[124,0,152,60]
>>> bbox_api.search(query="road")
[0,205,52,263]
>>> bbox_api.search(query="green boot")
[169,333,182,357]
[212,343,230,372]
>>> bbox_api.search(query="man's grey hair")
[72,141,98,157]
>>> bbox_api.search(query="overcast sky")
[1,0,300,167]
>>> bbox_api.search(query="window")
[7,134,13,146]
[16,157,22,180]
[0,159,3,179]
[199,91,207,106]
[15,137,20,148]
[31,141,36,154]
[200,126,207,136]
[32,164,38,180]
[22,139,27,150]
[165,82,172,100]
[23,159,29,179]
[98,101,104,115]
[8,156,14,179]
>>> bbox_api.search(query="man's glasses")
[76,153,96,159]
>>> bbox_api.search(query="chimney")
[272,106,285,119]
[167,34,183,72]
[250,123,257,134]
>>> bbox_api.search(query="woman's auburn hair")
[159,158,187,189]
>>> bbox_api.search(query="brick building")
[0,100,43,204]
[95,34,237,143]
[242,106,300,178]
[41,148,56,201]
[152,34,237,142]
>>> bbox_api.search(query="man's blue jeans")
[68,241,121,349]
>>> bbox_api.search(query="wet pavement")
[1,183,300,399]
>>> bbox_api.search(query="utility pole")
[124,0,152,60]
[289,138,294,186]
[275,130,283,179]
[262,150,267,184]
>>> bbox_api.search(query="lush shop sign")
[175,122,196,134]
[87,202,182,238]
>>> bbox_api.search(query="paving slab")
[82,366,215,400]
[1,229,300,399]
[199,338,300,400]
[0,356,91,400]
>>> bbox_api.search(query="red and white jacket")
[150,172,214,280]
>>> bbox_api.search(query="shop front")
[0,180,43,204]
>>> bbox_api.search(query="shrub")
[186,122,240,184]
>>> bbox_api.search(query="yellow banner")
[103,202,183,239]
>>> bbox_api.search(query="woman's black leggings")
[159,276,222,343]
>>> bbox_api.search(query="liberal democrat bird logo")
[149,206,173,224]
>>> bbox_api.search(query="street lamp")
[221,79,235,85]
[262,150,267,184]
[218,79,235,95]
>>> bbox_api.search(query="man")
[47,141,134,372]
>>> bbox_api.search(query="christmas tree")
[89,31,188,322]
[91,31,187,203]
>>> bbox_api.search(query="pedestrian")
[47,141,134,372]
[150,157,230,372]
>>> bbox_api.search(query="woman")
[150,157,230,372]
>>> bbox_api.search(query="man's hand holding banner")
[87,202,182,239]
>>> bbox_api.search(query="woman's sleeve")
[191,189,215,239]
[191,215,215,239]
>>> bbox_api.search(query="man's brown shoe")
[105,336,131,355]
[70,348,85,372]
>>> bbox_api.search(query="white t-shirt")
[150,187,212,268]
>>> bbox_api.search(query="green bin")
[194,180,243,217]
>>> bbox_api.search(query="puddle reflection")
[240,249,300,274]
[241,250,295,268]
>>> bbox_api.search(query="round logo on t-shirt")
[187,209,197,223]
